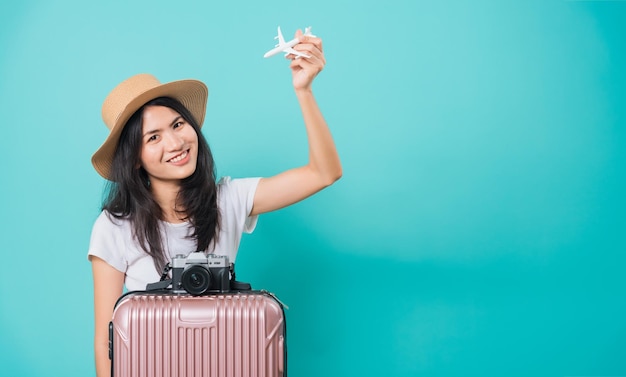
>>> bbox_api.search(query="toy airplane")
[263,26,315,58]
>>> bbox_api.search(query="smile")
[167,150,189,163]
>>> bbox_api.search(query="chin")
[180,166,198,180]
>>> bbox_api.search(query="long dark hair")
[103,96,220,273]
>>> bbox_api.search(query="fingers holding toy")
[285,29,324,60]
[287,30,326,90]
[262,26,326,89]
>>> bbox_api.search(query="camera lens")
[181,265,211,295]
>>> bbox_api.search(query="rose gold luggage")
[109,291,286,377]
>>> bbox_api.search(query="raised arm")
[251,30,342,216]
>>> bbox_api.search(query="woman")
[88,31,341,376]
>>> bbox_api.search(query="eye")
[147,134,158,143]
[173,121,185,129]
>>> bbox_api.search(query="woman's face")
[139,105,199,186]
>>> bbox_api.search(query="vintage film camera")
[146,251,252,294]
[170,252,231,295]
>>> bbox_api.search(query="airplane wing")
[285,47,310,58]
[276,26,286,46]
[265,26,315,59]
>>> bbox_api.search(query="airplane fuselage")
[263,38,300,58]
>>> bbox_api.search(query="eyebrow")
[142,115,184,138]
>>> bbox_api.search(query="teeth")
[169,150,188,163]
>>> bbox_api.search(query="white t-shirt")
[87,177,260,291]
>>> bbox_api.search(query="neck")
[150,180,187,223]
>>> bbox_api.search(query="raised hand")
[287,29,326,91]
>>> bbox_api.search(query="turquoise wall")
[1,0,624,376]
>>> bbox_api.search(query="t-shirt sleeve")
[87,211,128,273]
[218,176,261,234]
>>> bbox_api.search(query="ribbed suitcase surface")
[110,292,285,377]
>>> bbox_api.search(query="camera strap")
[158,263,172,282]
[230,263,252,291]
[145,263,173,291]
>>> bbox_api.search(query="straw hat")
[91,73,208,180]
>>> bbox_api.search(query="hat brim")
[92,79,208,180]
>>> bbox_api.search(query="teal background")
[0,0,624,376]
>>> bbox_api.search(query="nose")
[164,130,184,151]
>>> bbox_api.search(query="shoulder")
[216,176,261,219]
[217,176,261,190]
[91,210,132,235]
[217,176,261,200]
[215,177,261,237]
[88,210,133,272]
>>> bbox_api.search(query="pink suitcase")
[109,291,286,377]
